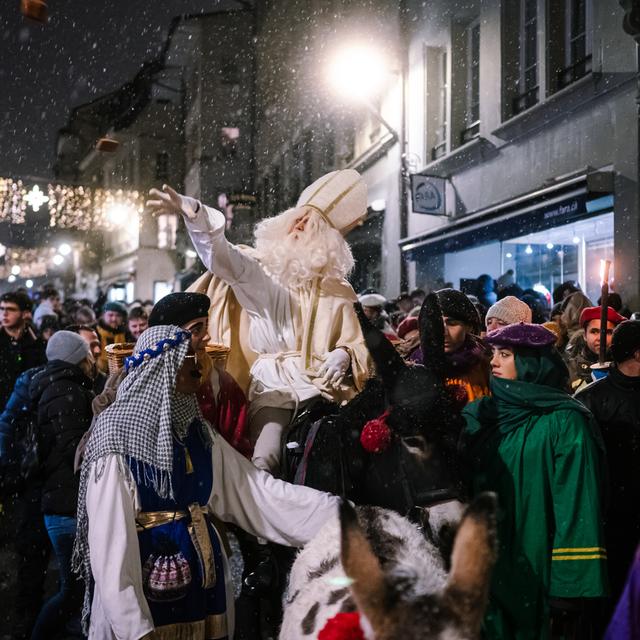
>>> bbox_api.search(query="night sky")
[0,0,239,179]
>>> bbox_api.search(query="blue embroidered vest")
[131,420,227,638]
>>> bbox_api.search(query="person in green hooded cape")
[461,322,608,640]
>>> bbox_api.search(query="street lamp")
[327,44,399,140]
[58,242,72,256]
[52,254,64,266]
[11,265,21,276]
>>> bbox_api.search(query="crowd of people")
[0,167,639,640]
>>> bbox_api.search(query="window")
[157,213,177,250]
[464,19,480,130]
[549,0,592,92]
[220,127,240,157]
[154,281,173,303]
[513,0,539,114]
[425,46,448,161]
[155,152,169,181]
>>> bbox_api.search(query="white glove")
[318,348,351,388]
[146,184,200,220]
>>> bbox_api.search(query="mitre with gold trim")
[295,169,367,235]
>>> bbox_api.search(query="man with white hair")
[147,170,370,474]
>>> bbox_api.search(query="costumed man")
[96,302,128,374]
[565,305,626,392]
[148,292,251,457]
[147,170,370,475]
[74,325,340,639]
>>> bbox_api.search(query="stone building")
[400,0,639,306]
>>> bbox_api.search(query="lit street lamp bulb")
[58,243,72,256]
[572,236,581,244]
[53,254,64,266]
[11,265,21,276]
[26,279,33,289]
[328,45,388,100]
[546,242,554,249]
[7,275,16,283]
[525,245,533,255]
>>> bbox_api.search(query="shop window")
[220,127,240,157]
[155,152,169,181]
[548,0,592,93]
[462,19,481,144]
[154,281,173,303]
[157,213,177,250]
[425,46,448,161]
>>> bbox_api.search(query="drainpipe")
[398,0,410,292]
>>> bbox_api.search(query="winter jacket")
[576,367,640,602]
[96,321,127,373]
[29,359,94,515]
[0,326,46,413]
[564,330,600,393]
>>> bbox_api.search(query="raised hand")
[146,184,199,220]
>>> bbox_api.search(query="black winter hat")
[148,292,210,328]
[436,288,481,334]
[610,320,640,363]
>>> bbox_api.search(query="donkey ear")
[418,293,446,379]
[340,501,388,632]
[354,302,405,386]
[443,493,497,633]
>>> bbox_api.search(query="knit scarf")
[72,324,213,633]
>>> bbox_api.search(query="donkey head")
[353,295,464,510]
[355,293,452,434]
[340,494,497,640]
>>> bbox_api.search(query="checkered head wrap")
[72,324,212,632]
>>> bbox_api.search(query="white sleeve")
[86,454,154,640]
[209,434,339,547]
[183,204,276,314]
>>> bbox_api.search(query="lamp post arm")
[361,98,400,142]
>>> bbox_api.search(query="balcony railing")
[512,85,540,116]
[460,120,481,145]
[556,54,592,91]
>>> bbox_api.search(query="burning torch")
[598,259,612,365]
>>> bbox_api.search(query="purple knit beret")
[485,322,556,349]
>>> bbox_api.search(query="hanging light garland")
[0,177,145,231]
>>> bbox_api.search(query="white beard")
[254,208,354,291]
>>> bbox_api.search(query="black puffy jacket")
[29,359,94,515]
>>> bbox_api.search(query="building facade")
[400,0,639,306]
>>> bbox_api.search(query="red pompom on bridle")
[318,612,365,640]
[360,409,392,453]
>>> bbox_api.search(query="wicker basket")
[105,342,136,375]
[205,343,230,370]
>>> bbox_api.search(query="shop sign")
[410,174,447,215]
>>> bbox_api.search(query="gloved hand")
[318,348,350,388]
[146,184,200,220]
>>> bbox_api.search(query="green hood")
[464,346,592,435]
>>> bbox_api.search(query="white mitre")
[296,169,367,235]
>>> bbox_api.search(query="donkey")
[284,293,467,544]
[280,493,497,640]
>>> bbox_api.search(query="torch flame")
[600,259,611,286]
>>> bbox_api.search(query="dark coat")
[576,367,640,600]
[0,326,46,413]
[29,360,94,515]
[0,365,45,495]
